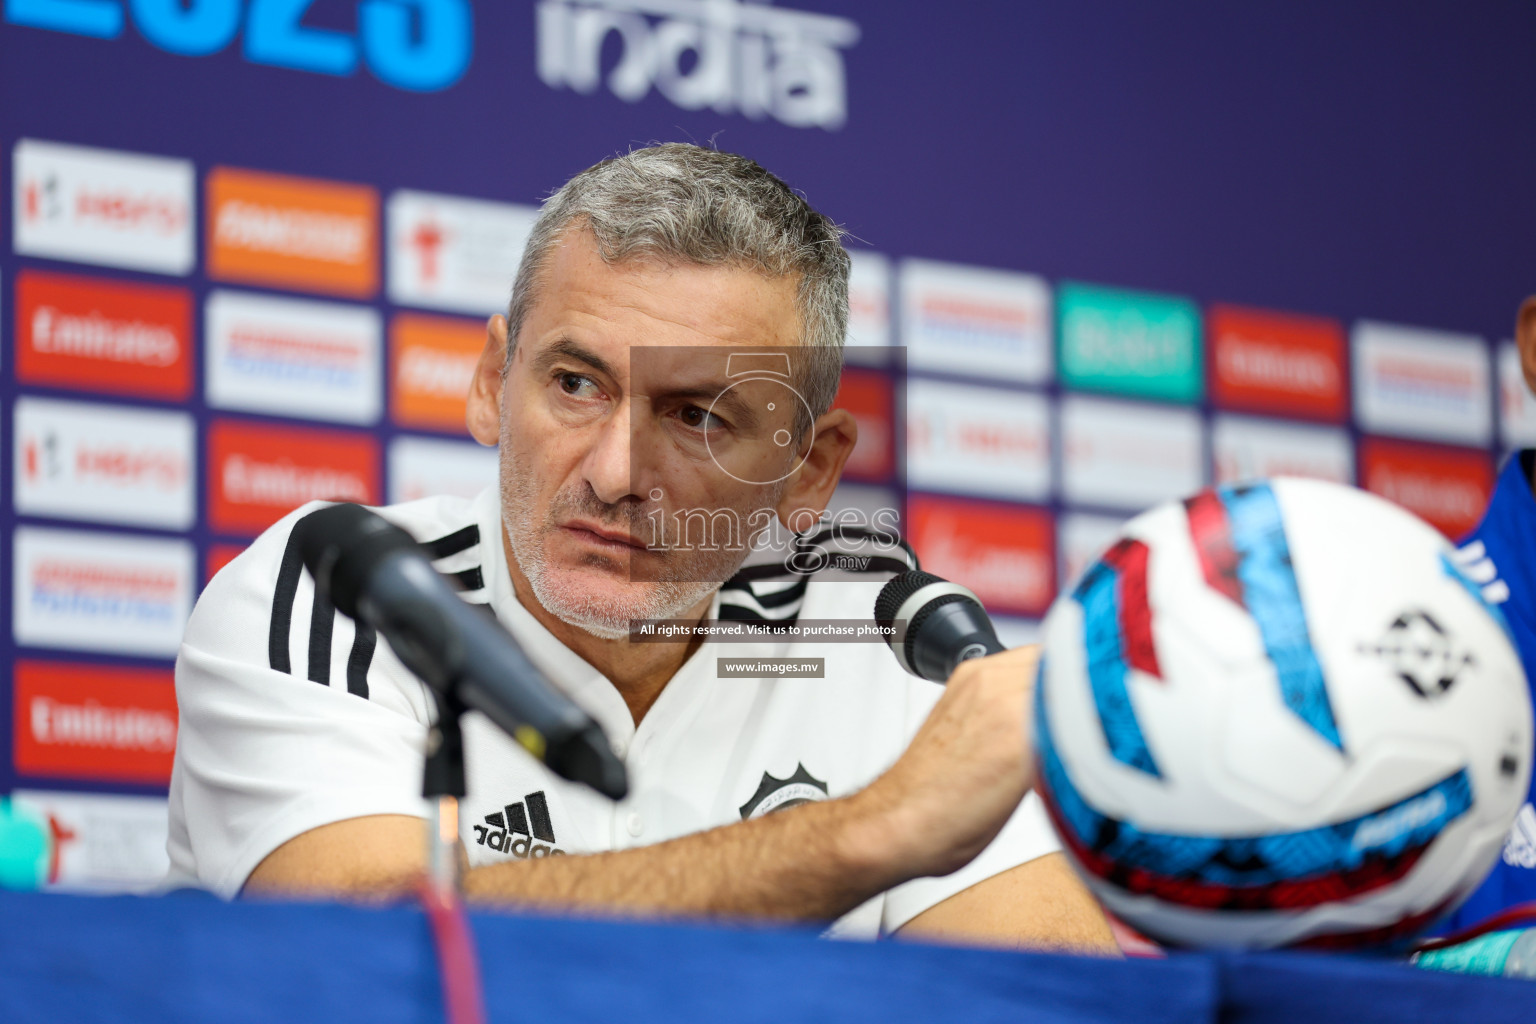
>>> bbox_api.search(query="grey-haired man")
[170,145,1116,951]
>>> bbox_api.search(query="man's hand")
[844,645,1039,879]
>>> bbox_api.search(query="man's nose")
[582,401,639,506]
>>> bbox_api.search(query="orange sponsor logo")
[207,167,378,298]
[390,312,485,434]
[14,661,177,785]
[16,270,193,400]
[907,495,1055,617]
[208,419,380,536]
[1359,436,1493,538]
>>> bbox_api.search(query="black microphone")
[297,502,628,800]
[875,570,1005,682]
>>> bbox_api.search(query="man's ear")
[775,408,858,532]
[466,314,510,446]
[1518,297,1536,396]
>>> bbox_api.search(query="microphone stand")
[422,688,468,898]
[417,687,487,1024]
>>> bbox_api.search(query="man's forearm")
[461,788,907,922]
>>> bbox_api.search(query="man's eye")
[559,373,599,397]
[678,405,725,431]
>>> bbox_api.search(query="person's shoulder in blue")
[1442,296,1536,932]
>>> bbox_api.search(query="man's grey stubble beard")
[499,444,768,641]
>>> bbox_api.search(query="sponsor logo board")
[1060,395,1205,510]
[13,139,194,275]
[1359,436,1493,538]
[208,419,380,535]
[205,290,382,425]
[844,249,891,365]
[1352,321,1491,445]
[207,167,378,298]
[9,789,170,893]
[387,189,536,315]
[907,494,1054,617]
[13,661,177,785]
[390,312,484,433]
[1208,305,1346,421]
[14,526,193,658]
[899,259,1051,384]
[906,378,1050,501]
[1211,414,1354,486]
[16,270,193,400]
[388,435,499,504]
[1059,512,1129,594]
[1497,340,1536,450]
[1059,282,1202,403]
[829,368,894,481]
[14,396,195,529]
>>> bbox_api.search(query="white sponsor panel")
[1061,396,1204,511]
[206,290,382,424]
[844,249,891,365]
[899,259,1052,384]
[1497,340,1536,450]
[906,378,1051,501]
[388,435,498,504]
[387,190,537,316]
[1212,414,1353,486]
[9,790,170,893]
[13,526,194,657]
[13,139,194,275]
[1059,512,1128,593]
[14,396,195,529]
[1353,321,1491,445]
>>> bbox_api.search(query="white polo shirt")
[167,488,1060,937]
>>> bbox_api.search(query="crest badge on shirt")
[739,764,830,820]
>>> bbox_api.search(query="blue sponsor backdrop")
[0,0,1533,811]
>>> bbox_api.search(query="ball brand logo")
[13,662,179,785]
[536,0,860,130]
[207,167,378,298]
[1358,610,1474,700]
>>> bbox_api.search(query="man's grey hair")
[505,144,850,424]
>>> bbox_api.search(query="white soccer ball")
[1035,477,1533,950]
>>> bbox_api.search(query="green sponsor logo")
[1058,283,1203,402]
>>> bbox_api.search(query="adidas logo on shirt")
[1503,803,1536,870]
[473,790,565,858]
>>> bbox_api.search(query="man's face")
[481,226,808,638]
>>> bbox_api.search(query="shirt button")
[611,738,629,759]
[626,812,644,837]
